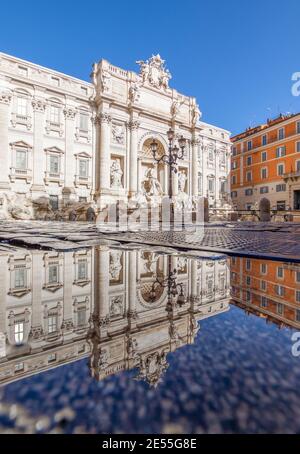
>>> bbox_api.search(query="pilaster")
[31,97,47,196]
[0,91,12,190]
[63,106,77,204]
[127,117,140,197]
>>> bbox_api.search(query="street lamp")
[150,128,186,226]
[149,255,187,310]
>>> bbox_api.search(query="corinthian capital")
[127,120,140,131]
[95,112,111,125]
[0,91,12,105]
[191,138,201,146]
[63,106,77,120]
[32,98,46,112]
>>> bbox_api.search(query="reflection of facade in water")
[0,246,230,386]
[230,256,300,329]
[88,250,230,386]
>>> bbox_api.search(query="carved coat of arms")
[136,54,171,90]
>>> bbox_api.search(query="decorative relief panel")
[111,123,125,145]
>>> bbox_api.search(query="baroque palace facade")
[0,52,231,218]
[231,113,300,212]
[0,246,230,386]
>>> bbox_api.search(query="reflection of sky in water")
[1,305,300,434]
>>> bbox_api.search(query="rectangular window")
[231,191,237,198]
[79,160,88,178]
[276,146,286,158]
[51,77,60,87]
[48,315,58,334]
[262,134,267,146]
[77,308,86,326]
[261,263,267,274]
[247,141,252,151]
[296,290,300,303]
[49,155,59,174]
[208,179,214,192]
[48,353,57,363]
[18,66,28,77]
[245,188,253,196]
[16,149,27,170]
[261,151,267,162]
[246,290,251,302]
[276,184,286,192]
[278,128,285,140]
[261,280,267,291]
[261,296,268,308]
[232,175,236,185]
[78,261,87,280]
[277,266,284,278]
[246,276,251,286]
[246,171,252,182]
[79,113,89,131]
[260,186,269,194]
[17,97,27,116]
[15,268,26,288]
[296,161,300,172]
[232,146,237,156]
[79,196,87,203]
[49,264,59,284]
[296,310,300,322]
[296,271,300,283]
[275,285,285,297]
[14,322,24,344]
[277,164,284,176]
[296,142,300,153]
[232,160,238,170]
[246,259,251,271]
[277,303,284,315]
[49,195,59,211]
[246,156,252,166]
[50,105,60,124]
[261,167,267,179]
[297,121,300,134]
[14,362,24,372]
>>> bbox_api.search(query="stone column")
[0,254,8,354]
[0,91,12,190]
[62,251,74,335]
[63,107,77,204]
[128,119,140,197]
[29,251,44,348]
[97,111,111,206]
[127,250,137,328]
[190,259,198,305]
[31,97,46,197]
[94,247,110,329]
[191,138,199,199]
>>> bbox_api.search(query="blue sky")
[1,0,299,134]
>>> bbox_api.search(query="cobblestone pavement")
[0,220,300,261]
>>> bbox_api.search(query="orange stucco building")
[230,256,300,329]
[231,113,300,213]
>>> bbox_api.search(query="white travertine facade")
[0,246,230,386]
[0,52,231,217]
